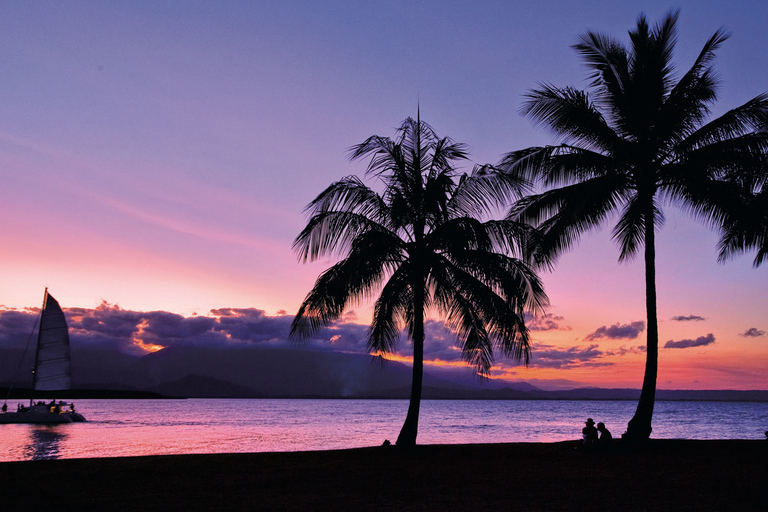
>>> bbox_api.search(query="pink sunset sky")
[1,1,766,390]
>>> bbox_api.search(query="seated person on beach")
[582,418,598,444]
[597,422,612,443]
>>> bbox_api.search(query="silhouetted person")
[1,403,6,413]
[582,418,598,444]
[597,422,612,444]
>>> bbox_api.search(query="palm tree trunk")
[396,279,425,447]
[625,211,658,442]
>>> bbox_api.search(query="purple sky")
[1,1,766,389]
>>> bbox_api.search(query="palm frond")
[368,264,412,354]
[612,195,662,262]
[430,251,544,371]
[521,84,618,152]
[508,175,628,261]
[499,145,617,189]
[659,27,728,147]
[447,164,532,218]
[573,28,629,111]
[677,94,768,154]
[291,230,404,340]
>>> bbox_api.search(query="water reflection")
[2,399,766,461]
[24,426,68,460]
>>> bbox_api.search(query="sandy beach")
[1,439,765,511]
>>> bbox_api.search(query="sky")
[1,1,766,390]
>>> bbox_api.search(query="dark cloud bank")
[0,304,547,396]
[2,306,759,398]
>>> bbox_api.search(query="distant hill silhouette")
[2,344,766,401]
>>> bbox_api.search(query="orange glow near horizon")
[372,340,768,390]
[131,319,165,353]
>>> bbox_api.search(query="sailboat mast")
[31,288,49,399]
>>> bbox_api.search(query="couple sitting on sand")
[582,418,611,445]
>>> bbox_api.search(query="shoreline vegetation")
[1,440,764,510]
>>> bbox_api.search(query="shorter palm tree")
[291,116,548,446]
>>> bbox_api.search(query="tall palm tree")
[291,116,548,446]
[500,11,768,441]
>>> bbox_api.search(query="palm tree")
[291,116,548,446]
[499,11,768,441]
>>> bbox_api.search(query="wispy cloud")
[740,327,765,338]
[664,333,716,349]
[604,345,646,356]
[94,194,283,252]
[585,321,645,341]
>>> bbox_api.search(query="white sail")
[33,291,72,391]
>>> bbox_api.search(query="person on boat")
[597,422,612,444]
[582,418,598,445]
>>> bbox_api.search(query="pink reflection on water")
[1,399,765,461]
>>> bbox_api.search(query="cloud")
[740,328,765,338]
[585,321,645,341]
[0,304,373,356]
[526,343,610,369]
[671,315,706,322]
[0,307,39,347]
[604,345,646,357]
[0,304,472,364]
[524,313,571,331]
[0,304,638,371]
[664,333,716,349]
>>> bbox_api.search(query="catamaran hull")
[0,403,86,424]
[0,412,75,424]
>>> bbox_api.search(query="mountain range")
[2,344,766,401]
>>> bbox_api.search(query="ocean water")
[1,399,766,461]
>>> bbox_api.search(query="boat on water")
[1,289,85,424]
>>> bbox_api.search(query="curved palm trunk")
[626,211,658,442]
[396,278,425,447]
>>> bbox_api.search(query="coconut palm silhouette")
[292,115,548,446]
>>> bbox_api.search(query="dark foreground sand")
[1,440,765,511]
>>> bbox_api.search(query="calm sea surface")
[1,399,766,461]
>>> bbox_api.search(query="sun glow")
[131,319,165,353]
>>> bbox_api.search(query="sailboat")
[0,289,86,424]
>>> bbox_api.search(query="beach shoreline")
[1,439,765,511]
